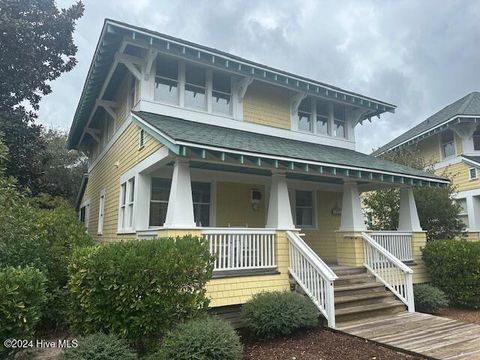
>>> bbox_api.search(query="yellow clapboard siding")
[435,161,480,192]
[416,135,441,164]
[411,232,430,284]
[82,123,162,241]
[243,81,291,129]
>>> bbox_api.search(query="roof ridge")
[457,92,476,114]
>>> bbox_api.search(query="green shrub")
[242,291,318,339]
[150,317,242,360]
[0,267,48,357]
[414,284,449,314]
[68,236,215,350]
[61,333,137,360]
[422,240,480,309]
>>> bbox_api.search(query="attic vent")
[138,128,145,149]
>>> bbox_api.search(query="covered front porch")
[129,110,449,328]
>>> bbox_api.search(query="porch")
[129,111,448,328]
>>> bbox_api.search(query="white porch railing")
[370,231,413,262]
[202,228,276,272]
[287,231,337,328]
[361,232,415,312]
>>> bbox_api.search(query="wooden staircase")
[331,266,407,326]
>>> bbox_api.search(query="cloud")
[40,0,480,153]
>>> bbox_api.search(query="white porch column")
[134,173,151,231]
[339,181,366,231]
[398,187,422,231]
[266,171,295,230]
[164,158,196,228]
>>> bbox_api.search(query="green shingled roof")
[373,92,480,156]
[133,111,447,185]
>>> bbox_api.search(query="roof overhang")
[132,113,449,188]
[375,115,480,156]
[68,19,397,150]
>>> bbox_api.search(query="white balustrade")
[202,228,276,271]
[370,231,413,262]
[287,231,337,328]
[361,232,415,312]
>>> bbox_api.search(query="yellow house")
[374,92,480,241]
[68,19,448,328]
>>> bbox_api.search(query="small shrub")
[68,236,215,350]
[422,240,480,309]
[150,317,242,360]
[242,291,318,339]
[61,333,136,360]
[414,284,449,314]
[0,267,48,357]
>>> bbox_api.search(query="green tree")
[364,147,465,240]
[41,129,87,205]
[0,0,84,195]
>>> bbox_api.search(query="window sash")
[294,190,314,227]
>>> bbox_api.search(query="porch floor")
[337,312,480,360]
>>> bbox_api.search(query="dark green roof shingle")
[373,92,480,156]
[134,111,446,183]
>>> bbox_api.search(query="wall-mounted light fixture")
[331,202,342,216]
[251,189,262,211]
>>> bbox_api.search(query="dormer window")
[185,63,207,110]
[212,72,232,115]
[441,130,455,159]
[155,57,179,104]
[297,98,312,132]
[333,104,346,138]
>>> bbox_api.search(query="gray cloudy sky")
[39,0,480,153]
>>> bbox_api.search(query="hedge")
[413,284,449,314]
[151,317,242,360]
[61,333,137,360]
[422,240,480,309]
[0,267,48,357]
[68,236,215,350]
[242,291,318,339]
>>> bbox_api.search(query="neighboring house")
[68,19,448,328]
[374,92,480,241]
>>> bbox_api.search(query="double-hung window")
[333,104,346,138]
[316,100,329,135]
[473,128,480,151]
[155,57,179,104]
[296,98,312,132]
[149,179,211,227]
[212,71,232,115]
[119,178,135,232]
[441,130,455,159]
[294,190,314,227]
[79,202,90,229]
[185,64,207,110]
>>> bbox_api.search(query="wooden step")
[335,291,394,307]
[335,273,375,286]
[331,266,366,276]
[334,281,385,296]
[336,300,406,323]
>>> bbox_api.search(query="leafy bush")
[150,317,242,360]
[68,236,215,349]
[0,267,48,357]
[414,284,449,314]
[422,240,480,309]
[242,291,318,339]
[61,333,137,360]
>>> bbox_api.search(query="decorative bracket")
[143,48,158,80]
[451,122,477,138]
[96,99,117,120]
[115,52,143,81]
[290,92,307,116]
[237,76,254,102]
[85,128,101,143]
[352,108,375,125]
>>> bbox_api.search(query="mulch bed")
[240,327,424,360]
[438,307,480,325]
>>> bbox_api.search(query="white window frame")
[118,177,136,233]
[291,189,316,229]
[440,130,455,159]
[79,200,90,230]
[469,167,478,180]
[154,56,234,118]
[97,190,106,235]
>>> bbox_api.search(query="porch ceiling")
[133,111,449,188]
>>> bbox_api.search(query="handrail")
[369,231,413,262]
[370,231,412,236]
[287,231,337,328]
[362,232,412,273]
[201,228,277,235]
[361,232,414,312]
